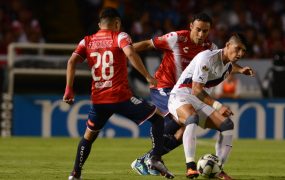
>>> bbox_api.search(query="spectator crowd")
[1,0,285,59]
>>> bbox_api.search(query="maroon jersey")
[152,30,217,88]
[74,29,133,104]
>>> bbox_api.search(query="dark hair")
[231,32,248,49]
[99,7,121,21]
[191,13,212,26]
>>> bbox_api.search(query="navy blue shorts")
[87,96,156,131]
[150,88,172,115]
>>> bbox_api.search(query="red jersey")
[74,29,133,104]
[152,30,217,88]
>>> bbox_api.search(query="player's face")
[190,20,211,45]
[226,42,246,63]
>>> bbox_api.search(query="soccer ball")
[197,154,222,178]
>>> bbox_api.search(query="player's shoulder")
[174,30,190,42]
[117,31,130,38]
[202,49,221,56]
[197,49,221,61]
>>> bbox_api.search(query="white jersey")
[171,49,233,95]
[168,49,233,127]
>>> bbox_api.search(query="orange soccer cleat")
[217,170,233,180]
[186,168,199,179]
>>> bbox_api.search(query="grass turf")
[0,138,285,180]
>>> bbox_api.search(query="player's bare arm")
[191,81,214,105]
[133,40,154,52]
[63,54,82,104]
[123,45,157,87]
[192,81,233,116]
[232,63,255,76]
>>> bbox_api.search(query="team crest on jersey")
[202,65,209,72]
[183,47,189,53]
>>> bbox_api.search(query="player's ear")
[189,23,193,30]
[225,41,231,48]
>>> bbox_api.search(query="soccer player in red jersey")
[131,13,218,176]
[64,7,174,180]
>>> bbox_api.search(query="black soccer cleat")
[146,155,175,179]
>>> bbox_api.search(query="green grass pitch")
[0,138,285,180]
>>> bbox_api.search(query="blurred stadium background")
[1,1,285,179]
[0,0,285,139]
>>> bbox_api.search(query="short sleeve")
[192,55,211,84]
[73,39,86,62]
[152,32,178,50]
[118,32,132,49]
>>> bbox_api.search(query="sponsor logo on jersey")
[202,65,209,72]
[95,80,112,88]
[130,97,142,105]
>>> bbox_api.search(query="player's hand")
[63,85,75,105]
[240,66,255,77]
[146,75,157,88]
[219,105,234,117]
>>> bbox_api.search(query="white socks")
[216,130,233,165]
[183,123,197,163]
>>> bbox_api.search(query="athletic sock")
[147,114,164,156]
[183,123,197,163]
[161,134,182,155]
[220,130,233,164]
[164,114,181,134]
[73,138,93,174]
[137,133,182,160]
[215,132,223,157]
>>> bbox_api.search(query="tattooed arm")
[191,81,214,106]
[191,81,234,116]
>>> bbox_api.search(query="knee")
[84,129,99,143]
[184,114,199,126]
[219,118,234,132]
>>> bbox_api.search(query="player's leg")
[155,88,184,154]
[133,116,182,165]
[204,111,234,180]
[69,104,112,180]
[142,89,183,157]
[163,114,184,152]
[118,96,174,178]
[168,94,200,178]
[175,104,200,178]
[204,111,234,165]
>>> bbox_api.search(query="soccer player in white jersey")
[131,13,218,176]
[168,33,254,179]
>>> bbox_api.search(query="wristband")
[64,85,74,97]
[212,101,222,110]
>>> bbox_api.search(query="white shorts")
[168,92,215,128]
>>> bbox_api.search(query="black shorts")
[87,96,156,131]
